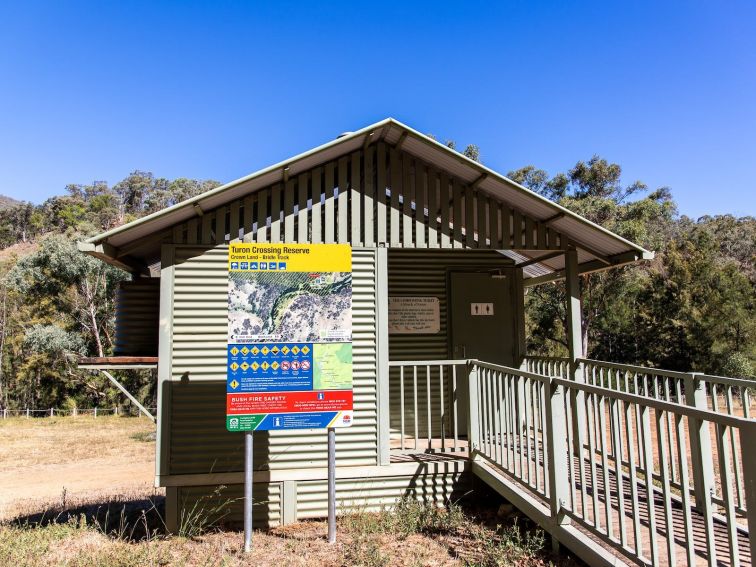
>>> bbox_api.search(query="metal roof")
[82,117,653,282]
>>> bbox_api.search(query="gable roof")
[80,117,653,283]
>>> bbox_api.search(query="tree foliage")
[0,153,753,412]
[0,172,218,410]
[511,159,755,376]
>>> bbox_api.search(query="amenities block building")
[80,119,753,566]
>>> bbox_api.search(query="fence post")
[545,377,570,526]
[94,407,98,418]
[466,363,480,454]
[2,409,6,419]
[50,408,54,417]
[685,373,716,511]
[739,419,756,564]
[26,408,29,419]
[114,405,118,416]
[73,407,77,417]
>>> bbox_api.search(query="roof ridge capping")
[82,117,653,268]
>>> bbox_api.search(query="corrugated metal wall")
[167,245,379,475]
[176,470,470,528]
[387,249,516,437]
[114,278,160,356]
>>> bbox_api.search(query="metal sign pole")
[244,431,253,553]
[327,427,336,544]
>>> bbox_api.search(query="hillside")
[0,195,21,210]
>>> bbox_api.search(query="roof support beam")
[394,131,409,151]
[362,130,375,150]
[523,250,651,287]
[77,242,149,275]
[542,212,565,225]
[471,173,488,190]
[515,250,564,270]
[567,239,612,266]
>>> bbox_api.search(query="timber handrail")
[465,359,756,566]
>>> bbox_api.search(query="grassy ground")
[0,416,574,566]
[0,415,157,519]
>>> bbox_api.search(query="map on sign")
[228,271,351,343]
[226,244,353,432]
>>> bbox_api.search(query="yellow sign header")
[228,243,352,272]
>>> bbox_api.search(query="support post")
[545,378,570,526]
[565,248,586,475]
[565,247,585,379]
[685,373,716,512]
[328,427,336,544]
[244,431,253,553]
[739,419,756,565]
[466,363,480,454]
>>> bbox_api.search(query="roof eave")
[84,116,651,262]
[523,249,655,287]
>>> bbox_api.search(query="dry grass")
[0,415,155,471]
[1,497,567,567]
[0,415,156,520]
[0,416,574,566]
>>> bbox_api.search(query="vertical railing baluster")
[426,364,432,450]
[400,366,405,451]
[639,403,659,566]
[439,365,445,451]
[586,390,599,530]
[500,371,508,469]
[598,393,613,541]
[452,364,459,450]
[563,381,576,512]
[623,398,643,558]
[493,370,501,465]
[726,385,744,511]
[674,411,696,566]
[655,408,676,567]
[610,395,627,548]
[524,376,532,485]
[716,421,740,567]
[413,365,418,451]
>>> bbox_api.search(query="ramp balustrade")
[390,357,756,566]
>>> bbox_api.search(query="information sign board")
[226,243,353,431]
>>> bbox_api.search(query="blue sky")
[0,1,754,218]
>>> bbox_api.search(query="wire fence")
[0,405,157,419]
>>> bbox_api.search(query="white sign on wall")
[470,302,494,316]
[388,297,440,334]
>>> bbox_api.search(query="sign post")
[328,427,336,544]
[226,243,353,548]
[243,431,253,552]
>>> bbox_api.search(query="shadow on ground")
[7,495,166,542]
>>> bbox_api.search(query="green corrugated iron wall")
[387,249,517,438]
[166,245,379,475]
[176,469,470,528]
[114,278,160,356]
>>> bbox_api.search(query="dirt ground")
[0,416,569,566]
[0,415,157,520]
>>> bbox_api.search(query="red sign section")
[227,391,353,415]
